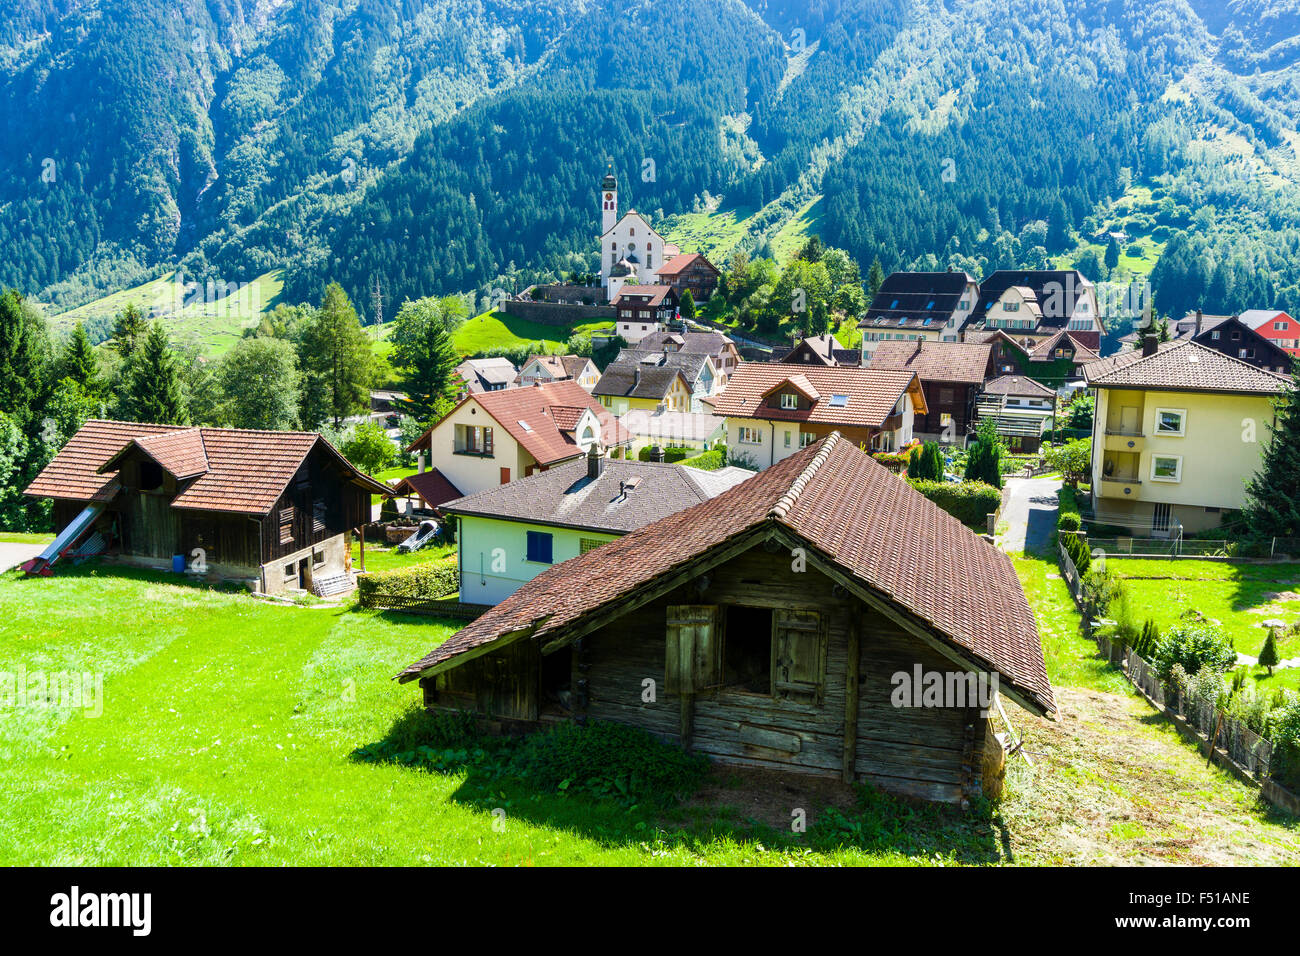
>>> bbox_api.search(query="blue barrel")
[172,554,186,573]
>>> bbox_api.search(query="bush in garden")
[1152,622,1237,684]
[1268,698,1300,790]
[1259,629,1281,676]
[357,556,458,607]
[907,479,1001,525]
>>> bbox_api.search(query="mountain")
[3,0,1300,328]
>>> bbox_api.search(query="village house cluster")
[19,168,1297,803]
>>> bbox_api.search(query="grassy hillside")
[48,270,284,356]
[451,310,611,357]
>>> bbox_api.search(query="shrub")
[1259,629,1281,676]
[680,448,725,471]
[1269,698,1300,790]
[663,446,692,463]
[1057,511,1082,533]
[907,479,1001,525]
[1044,437,1091,487]
[1061,531,1091,574]
[506,721,709,806]
[1152,622,1237,684]
[1057,485,1081,533]
[357,556,458,607]
[1134,619,1160,658]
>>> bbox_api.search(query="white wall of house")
[602,212,665,293]
[457,515,618,605]
[424,399,528,496]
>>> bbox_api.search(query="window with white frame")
[737,426,762,445]
[1151,454,1182,482]
[1153,407,1186,436]
[780,392,798,410]
[800,432,816,448]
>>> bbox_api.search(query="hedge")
[1057,485,1081,532]
[907,479,1001,525]
[680,448,725,471]
[357,556,458,608]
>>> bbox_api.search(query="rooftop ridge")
[769,432,841,521]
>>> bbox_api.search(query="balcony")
[1103,431,1144,453]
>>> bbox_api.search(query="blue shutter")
[526,531,553,564]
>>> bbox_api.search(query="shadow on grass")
[349,705,1012,863]
[5,557,247,594]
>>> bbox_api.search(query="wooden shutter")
[664,605,719,695]
[772,609,827,704]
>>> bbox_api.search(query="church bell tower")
[601,166,618,236]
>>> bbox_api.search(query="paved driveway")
[999,476,1063,556]
[0,542,45,573]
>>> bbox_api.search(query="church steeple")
[600,164,617,235]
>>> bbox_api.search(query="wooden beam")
[357,527,365,573]
[397,616,552,683]
[538,526,772,655]
[842,608,861,783]
[767,525,1052,718]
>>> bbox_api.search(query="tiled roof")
[456,357,518,390]
[1082,340,1292,394]
[982,375,1056,398]
[867,340,993,385]
[713,364,923,426]
[637,330,733,357]
[1026,330,1099,364]
[443,457,751,534]
[521,354,592,382]
[614,348,710,382]
[593,363,691,400]
[861,270,975,329]
[967,270,1094,328]
[657,252,718,277]
[773,334,862,367]
[102,427,210,481]
[398,433,1054,716]
[612,285,675,307]
[25,420,390,514]
[411,381,630,466]
[392,469,463,510]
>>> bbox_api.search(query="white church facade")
[598,169,679,302]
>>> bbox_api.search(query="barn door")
[664,605,719,695]
[772,609,827,705]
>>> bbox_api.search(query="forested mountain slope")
[3,0,1300,324]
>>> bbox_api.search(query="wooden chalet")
[24,420,390,593]
[398,433,1055,803]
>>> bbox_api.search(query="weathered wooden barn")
[24,420,390,593]
[398,432,1056,803]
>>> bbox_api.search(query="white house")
[446,448,753,604]
[406,381,631,497]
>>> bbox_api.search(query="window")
[1231,331,1241,341]
[1240,348,1254,359]
[721,605,772,694]
[1151,455,1182,482]
[1211,330,1221,340]
[783,430,791,448]
[456,424,494,456]
[279,507,295,545]
[780,392,798,410]
[1275,321,1287,331]
[579,538,605,555]
[938,388,954,404]
[139,460,164,491]
[526,531,553,564]
[800,432,816,448]
[1154,408,1186,436]
[828,394,849,407]
[1004,301,1020,312]
[737,426,762,444]
[940,412,953,427]
[312,499,327,534]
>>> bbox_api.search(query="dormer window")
[780,393,798,410]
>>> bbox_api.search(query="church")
[598,168,680,302]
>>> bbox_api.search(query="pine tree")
[123,323,189,425]
[679,288,696,321]
[964,419,1004,489]
[390,296,460,423]
[111,303,148,358]
[1243,361,1300,536]
[867,257,885,300]
[0,289,39,426]
[1259,629,1280,677]
[1104,236,1120,271]
[298,283,378,428]
[60,322,101,394]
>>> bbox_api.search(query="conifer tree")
[1259,630,1280,677]
[1243,362,1300,536]
[111,303,148,358]
[390,296,462,423]
[297,283,378,428]
[0,289,40,426]
[123,322,189,425]
[60,322,101,394]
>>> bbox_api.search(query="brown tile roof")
[397,433,1054,716]
[712,363,925,426]
[547,405,586,430]
[867,340,993,385]
[25,420,391,514]
[392,469,463,510]
[1082,340,1291,394]
[1028,330,1099,364]
[612,284,674,307]
[411,382,630,466]
[657,252,718,277]
[593,363,691,401]
[522,354,591,381]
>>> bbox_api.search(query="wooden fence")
[365,594,489,619]
[1056,537,1285,796]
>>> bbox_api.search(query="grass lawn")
[352,539,454,575]
[0,532,55,545]
[451,310,610,356]
[1108,558,1300,693]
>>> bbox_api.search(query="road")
[998,476,1063,556]
[0,542,45,573]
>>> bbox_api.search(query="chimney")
[633,366,641,389]
[1195,309,1203,336]
[586,443,604,481]
[1142,332,1159,357]
[417,451,425,475]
